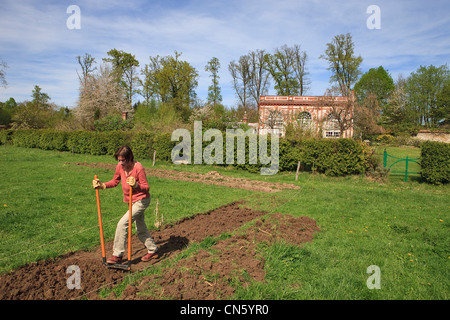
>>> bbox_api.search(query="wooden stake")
[154,199,161,228]
[295,161,301,181]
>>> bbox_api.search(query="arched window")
[267,110,284,128]
[325,113,341,138]
[298,111,313,129]
[266,110,284,136]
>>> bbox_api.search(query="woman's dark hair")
[114,145,134,162]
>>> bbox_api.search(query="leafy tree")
[264,44,309,96]
[437,81,450,125]
[406,64,449,127]
[0,107,10,125]
[50,106,77,130]
[133,99,158,127]
[0,98,17,125]
[320,33,363,96]
[354,66,394,107]
[31,85,50,107]
[205,57,222,107]
[139,64,154,105]
[103,49,140,108]
[142,51,198,121]
[382,75,415,132]
[94,114,133,132]
[12,86,54,129]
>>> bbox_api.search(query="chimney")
[122,111,128,121]
[243,112,248,124]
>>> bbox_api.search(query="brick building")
[258,95,354,138]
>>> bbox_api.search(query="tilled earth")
[0,164,317,300]
[0,202,320,300]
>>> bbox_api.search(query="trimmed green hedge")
[279,138,372,176]
[421,141,450,185]
[0,129,374,176]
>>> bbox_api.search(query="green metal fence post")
[383,149,387,168]
[405,156,409,182]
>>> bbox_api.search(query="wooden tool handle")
[95,175,106,261]
[128,185,133,263]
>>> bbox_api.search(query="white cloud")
[0,0,448,108]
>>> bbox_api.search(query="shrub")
[1,129,375,177]
[11,130,42,148]
[38,130,69,151]
[421,141,450,184]
[0,130,13,145]
[131,131,155,160]
[279,138,301,171]
[376,134,395,145]
[66,131,129,156]
[94,115,133,132]
[153,132,176,162]
[288,139,371,176]
[66,131,92,154]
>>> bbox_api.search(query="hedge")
[420,141,450,185]
[279,138,372,176]
[0,129,374,176]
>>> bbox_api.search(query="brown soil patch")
[0,201,320,300]
[68,162,300,193]
[128,213,320,300]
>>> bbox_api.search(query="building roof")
[259,95,348,106]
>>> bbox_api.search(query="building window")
[325,131,341,137]
[267,110,284,136]
[325,113,341,138]
[298,111,313,129]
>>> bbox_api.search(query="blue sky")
[0,0,449,109]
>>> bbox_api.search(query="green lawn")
[374,146,422,182]
[0,145,448,300]
[0,145,253,272]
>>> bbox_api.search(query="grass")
[0,144,448,300]
[241,176,449,299]
[0,145,252,273]
[373,145,422,182]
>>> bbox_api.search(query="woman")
[92,145,158,264]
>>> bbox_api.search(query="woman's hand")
[92,179,106,190]
[126,176,138,188]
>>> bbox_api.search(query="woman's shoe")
[106,256,123,264]
[141,252,158,262]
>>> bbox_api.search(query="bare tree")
[76,53,97,88]
[354,92,384,138]
[248,49,270,113]
[229,55,252,108]
[318,87,355,137]
[292,45,310,95]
